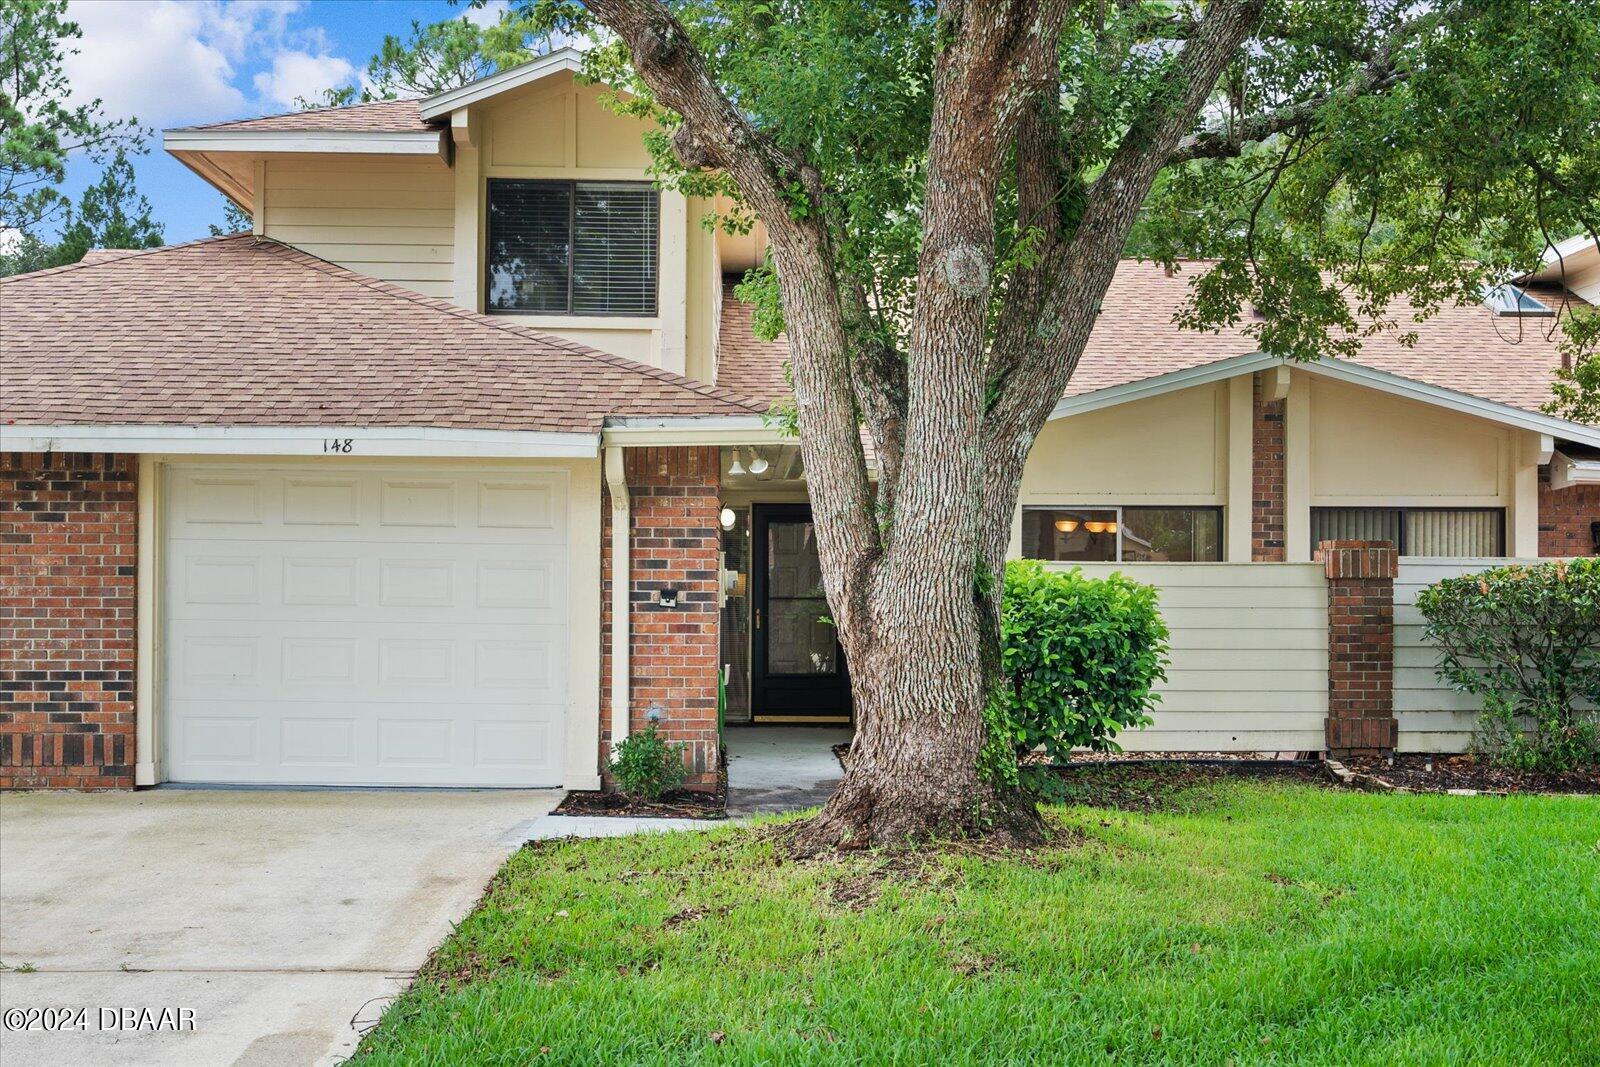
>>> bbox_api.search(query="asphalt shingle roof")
[0,236,764,433]
[715,260,1589,419]
[174,99,438,134]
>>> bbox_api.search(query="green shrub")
[990,560,1170,772]
[1416,557,1600,772]
[610,724,689,800]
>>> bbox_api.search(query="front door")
[750,504,852,723]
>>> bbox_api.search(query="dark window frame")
[1309,506,1506,557]
[1021,504,1226,563]
[484,178,661,317]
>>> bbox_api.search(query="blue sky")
[60,0,513,242]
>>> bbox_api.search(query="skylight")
[1482,283,1554,316]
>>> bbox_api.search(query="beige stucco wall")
[449,71,715,379]
[1019,382,1230,507]
[260,155,455,299]
[1308,376,1512,507]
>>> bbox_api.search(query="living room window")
[1309,507,1505,557]
[1022,506,1223,562]
[485,179,660,315]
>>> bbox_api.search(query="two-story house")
[4,49,1598,792]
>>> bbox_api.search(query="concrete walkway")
[725,726,851,815]
[0,787,558,1066]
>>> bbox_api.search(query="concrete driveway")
[0,787,558,1066]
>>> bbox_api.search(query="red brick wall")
[1251,374,1287,561]
[600,447,722,787]
[1,453,138,789]
[1538,478,1600,557]
[1319,540,1398,757]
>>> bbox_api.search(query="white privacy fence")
[1055,562,1328,752]
[1394,557,1551,753]
[1050,556,1555,755]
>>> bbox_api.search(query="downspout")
[604,446,631,748]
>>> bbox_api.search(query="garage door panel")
[164,464,570,787]
[167,470,568,543]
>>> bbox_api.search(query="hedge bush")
[990,560,1170,772]
[610,724,689,800]
[1416,557,1600,771]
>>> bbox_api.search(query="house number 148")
[323,438,354,453]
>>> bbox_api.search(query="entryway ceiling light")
[747,450,770,475]
[727,453,746,477]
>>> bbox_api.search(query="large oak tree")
[520,0,1600,847]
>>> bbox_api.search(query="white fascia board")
[1047,352,1276,420]
[419,49,586,121]
[163,129,448,158]
[1291,358,1600,449]
[1045,349,1600,449]
[1550,451,1600,490]
[1523,233,1600,283]
[602,414,789,447]
[1,425,600,459]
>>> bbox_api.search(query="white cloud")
[462,1,510,30]
[65,1,248,126]
[253,50,356,110]
[63,1,359,127]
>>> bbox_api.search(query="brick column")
[1537,477,1600,557]
[1,453,138,789]
[1251,374,1287,561]
[600,446,722,788]
[1319,540,1398,758]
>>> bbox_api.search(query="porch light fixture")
[719,506,736,530]
[1054,518,1079,533]
[727,453,746,477]
[747,450,770,475]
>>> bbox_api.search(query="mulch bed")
[553,776,728,820]
[1340,753,1600,795]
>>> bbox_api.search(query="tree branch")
[586,0,881,615]
[1169,15,1426,163]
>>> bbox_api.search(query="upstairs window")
[486,179,659,316]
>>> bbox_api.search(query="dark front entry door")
[751,504,852,723]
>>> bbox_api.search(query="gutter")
[603,446,632,750]
[602,414,789,447]
[1550,450,1600,490]
[0,424,601,459]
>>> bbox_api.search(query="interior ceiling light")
[1054,518,1079,533]
[1083,520,1109,534]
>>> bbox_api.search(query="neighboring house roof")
[715,259,1590,420]
[0,236,764,435]
[172,99,438,134]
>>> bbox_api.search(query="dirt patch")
[1045,761,1326,813]
[553,779,728,820]
[1341,753,1599,795]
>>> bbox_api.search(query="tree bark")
[590,0,1263,849]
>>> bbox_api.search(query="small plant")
[1417,558,1600,772]
[611,724,689,800]
[987,560,1170,785]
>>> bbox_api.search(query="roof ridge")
[249,239,769,414]
[0,233,251,285]
[171,98,428,132]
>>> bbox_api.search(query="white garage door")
[163,464,568,786]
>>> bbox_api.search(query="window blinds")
[486,180,659,315]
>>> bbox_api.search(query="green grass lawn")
[357,770,1599,1065]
